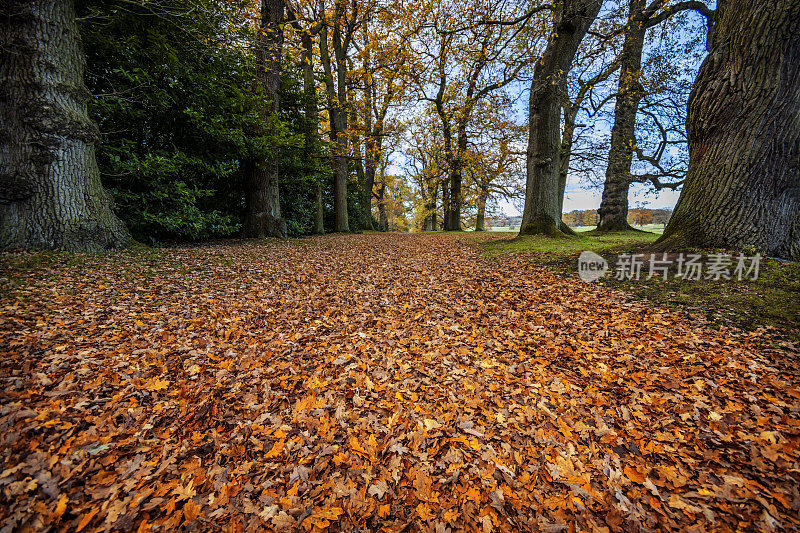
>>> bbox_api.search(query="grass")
[480,230,800,340]
[483,229,659,255]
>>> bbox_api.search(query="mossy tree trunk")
[519,0,602,236]
[657,0,800,260]
[0,0,129,251]
[243,0,287,239]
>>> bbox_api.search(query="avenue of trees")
[1,0,798,259]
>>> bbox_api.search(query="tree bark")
[429,181,438,232]
[596,0,646,232]
[475,184,488,231]
[421,174,438,231]
[657,0,800,260]
[446,125,467,231]
[441,177,450,229]
[319,9,350,233]
[519,0,602,236]
[361,20,376,231]
[243,0,287,239]
[301,31,325,235]
[377,176,388,231]
[0,0,129,251]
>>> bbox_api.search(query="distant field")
[487,226,519,232]
[488,224,666,234]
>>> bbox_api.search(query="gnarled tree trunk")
[519,0,602,236]
[0,0,129,251]
[657,0,800,260]
[243,0,287,239]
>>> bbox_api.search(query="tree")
[415,0,534,231]
[519,0,603,236]
[407,116,447,231]
[0,0,129,251]
[243,0,288,239]
[596,0,713,232]
[301,28,326,235]
[657,0,800,260]
[559,42,621,222]
[460,100,525,231]
[318,0,360,233]
[77,0,278,242]
[360,14,412,232]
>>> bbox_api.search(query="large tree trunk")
[377,177,388,231]
[422,177,438,231]
[363,147,377,231]
[475,184,488,231]
[519,0,602,236]
[0,0,129,251]
[243,0,287,239]
[361,20,376,232]
[657,0,800,260]
[319,13,350,233]
[332,132,350,233]
[301,32,325,235]
[429,182,438,231]
[441,177,450,230]
[596,0,646,232]
[446,126,467,231]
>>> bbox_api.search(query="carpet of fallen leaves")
[1,233,799,532]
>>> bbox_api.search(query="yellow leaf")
[350,435,367,456]
[144,378,169,391]
[423,418,442,431]
[265,439,285,459]
[416,502,435,521]
[55,493,68,517]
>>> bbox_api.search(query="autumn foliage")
[1,234,798,531]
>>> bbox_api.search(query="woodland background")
[71,0,704,242]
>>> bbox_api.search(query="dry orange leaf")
[624,466,646,484]
[76,508,99,532]
[183,500,200,523]
[54,494,68,518]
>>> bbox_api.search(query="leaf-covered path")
[1,234,798,531]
